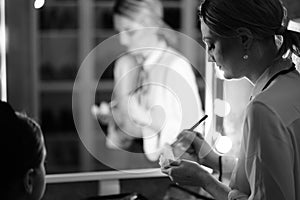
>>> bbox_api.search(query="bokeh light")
[215,135,233,154]
[214,98,231,117]
[34,0,45,9]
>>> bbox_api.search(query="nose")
[207,54,215,62]
[206,47,215,62]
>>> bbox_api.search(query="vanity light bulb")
[34,0,45,9]
[215,135,232,154]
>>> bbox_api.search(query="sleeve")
[241,101,295,200]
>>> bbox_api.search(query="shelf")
[40,30,78,38]
[40,81,74,92]
[93,1,180,8]
[162,1,181,8]
[94,30,117,38]
[38,5,78,30]
[39,80,114,92]
[46,168,166,183]
[94,1,114,8]
[44,2,78,7]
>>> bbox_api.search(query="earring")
[243,48,248,60]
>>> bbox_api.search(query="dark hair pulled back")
[199,0,300,58]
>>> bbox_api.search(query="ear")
[236,27,253,50]
[23,169,34,194]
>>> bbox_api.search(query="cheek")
[219,41,242,66]
[212,45,225,65]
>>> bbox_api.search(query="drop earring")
[243,48,248,60]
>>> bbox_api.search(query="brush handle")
[189,115,208,131]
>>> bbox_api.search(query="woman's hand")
[176,130,219,171]
[161,159,212,187]
[162,159,231,200]
[91,103,113,125]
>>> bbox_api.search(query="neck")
[139,39,166,59]
[245,40,279,85]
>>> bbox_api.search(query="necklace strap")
[261,64,296,92]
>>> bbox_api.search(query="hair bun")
[0,101,19,132]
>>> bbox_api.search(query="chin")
[222,71,235,80]
[223,75,233,80]
[216,67,242,80]
[224,73,244,80]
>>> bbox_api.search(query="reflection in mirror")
[31,0,209,175]
[88,28,206,171]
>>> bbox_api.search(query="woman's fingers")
[169,159,181,166]
[161,160,182,182]
[161,159,209,186]
[176,129,195,140]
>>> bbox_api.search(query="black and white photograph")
[1,0,300,199]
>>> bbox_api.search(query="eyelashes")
[203,40,215,51]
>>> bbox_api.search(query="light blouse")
[229,58,300,200]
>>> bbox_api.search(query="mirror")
[35,0,207,174]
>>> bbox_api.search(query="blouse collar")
[250,58,293,100]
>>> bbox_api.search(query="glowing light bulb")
[34,0,45,9]
[214,98,231,117]
[215,135,232,154]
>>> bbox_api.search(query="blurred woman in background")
[94,0,204,161]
